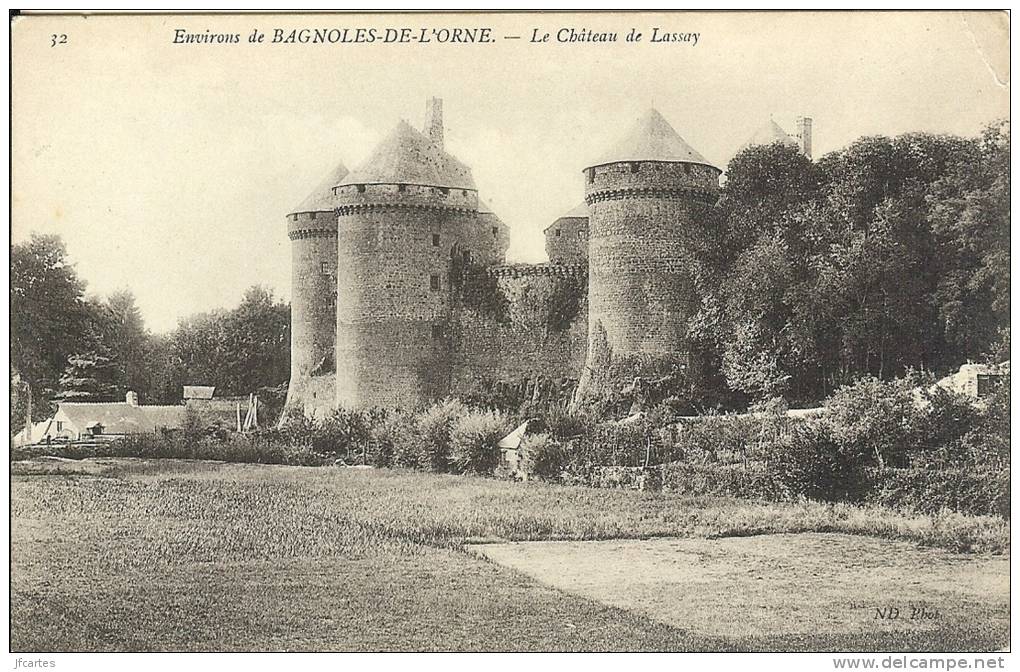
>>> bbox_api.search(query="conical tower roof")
[290,160,349,214]
[340,120,476,190]
[591,108,715,169]
[737,119,800,155]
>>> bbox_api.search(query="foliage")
[449,408,510,475]
[458,262,510,323]
[865,467,1009,519]
[545,272,587,332]
[519,432,566,480]
[416,399,468,472]
[10,234,90,418]
[823,375,925,468]
[55,351,122,402]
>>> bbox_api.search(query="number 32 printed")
[50,34,67,47]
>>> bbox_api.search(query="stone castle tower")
[332,99,509,409]
[577,109,721,395]
[284,160,349,417]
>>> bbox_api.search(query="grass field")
[10,457,1010,652]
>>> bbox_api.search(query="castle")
[284,99,811,416]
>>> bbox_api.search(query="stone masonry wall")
[451,264,588,403]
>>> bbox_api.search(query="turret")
[284,160,348,418]
[576,108,721,398]
[334,100,493,409]
[544,202,589,265]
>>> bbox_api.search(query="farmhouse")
[38,391,186,442]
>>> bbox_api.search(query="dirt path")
[469,533,1009,640]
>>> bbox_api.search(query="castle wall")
[335,183,482,409]
[545,215,589,264]
[583,161,720,359]
[451,264,588,402]
[284,210,338,416]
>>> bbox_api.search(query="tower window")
[463,250,471,264]
[292,214,298,222]
[630,162,640,173]
[357,184,366,193]
[398,184,406,193]
[440,187,449,195]
[321,262,329,274]
[492,226,498,236]
[430,274,441,291]
[310,212,317,220]
[586,168,595,183]
[555,229,561,237]
[432,233,441,247]
[577,230,584,241]
[684,164,691,175]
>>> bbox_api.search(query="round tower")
[335,103,484,409]
[577,109,721,395]
[284,161,348,418]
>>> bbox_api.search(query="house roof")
[183,385,215,400]
[737,119,800,155]
[57,402,187,434]
[340,120,476,190]
[558,201,590,219]
[591,108,716,169]
[291,161,349,214]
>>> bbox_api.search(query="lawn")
[10,457,1010,652]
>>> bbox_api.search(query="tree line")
[10,234,290,425]
[680,120,1009,408]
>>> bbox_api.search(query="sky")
[11,11,1009,332]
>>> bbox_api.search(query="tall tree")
[10,234,90,418]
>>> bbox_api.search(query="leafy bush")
[824,375,925,468]
[449,408,509,475]
[865,467,1009,518]
[659,462,791,500]
[771,419,868,503]
[519,432,565,481]
[672,413,761,464]
[372,411,418,469]
[416,399,467,472]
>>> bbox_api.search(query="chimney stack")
[126,390,138,407]
[796,116,813,160]
[424,97,444,148]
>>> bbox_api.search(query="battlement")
[485,262,587,279]
[334,182,479,213]
[584,161,720,205]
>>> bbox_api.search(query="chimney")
[126,390,138,407]
[424,97,444,148]
[796,116,813,160]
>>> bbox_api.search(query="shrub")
[672,413,760,464]
[519,432,566,481]
[866,467,1009,518]
[824,375,925,468]
[659,462,791,500]
[416,399,468,472]
[770,419,868,503]
[371,411,419,469]
[449,408,509,475]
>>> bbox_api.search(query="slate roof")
[183,385,215,400]
[592,108,715,169]
[291,161,349,214]
[737,119,800,155]
[57,402,186,434]
[557,201,590,219]
[340,120,476,190]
